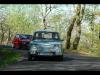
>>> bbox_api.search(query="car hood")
[30,39,62,45]
[21,39,31,42]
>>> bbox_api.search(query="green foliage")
[0,5,42,45]
[0,4,100,57]
[77,30,100,57]
[0,48,21,68]
[84,9,94,21]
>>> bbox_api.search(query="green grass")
[0,48,21,68]
[64,45,100,57]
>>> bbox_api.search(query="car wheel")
[28,54,33,61]
[28,55,32,61]
[57,56,63,61]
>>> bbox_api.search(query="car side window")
[36,33,42,39]
[52,33,59,40]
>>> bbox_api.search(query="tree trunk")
[0,23,5,45]
[73,4,85,50]
[43,17,47,30]
[41,4,53,30]
[66,4,81,49]
[98,23,100,39]
[66,16,76,49]
[7,28,11,45]
[73,20,81,49]
[99,31,100,39]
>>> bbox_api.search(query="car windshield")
[33,32,60,40]
[19,35,32,39]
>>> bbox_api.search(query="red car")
[12,34,32,49]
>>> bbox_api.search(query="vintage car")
[12,34,32,49]
[28,30,64,61]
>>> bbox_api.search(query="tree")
[65,4,85,50]
[99,31,100,39]
[65,16,76,49]
[3,5,42,45]
[40,4,55,30]
[0,5,8,44]
[72,4,85,50]
[83,5,99,47]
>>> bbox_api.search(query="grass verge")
[0,48,21,68]
[64,48,100,57]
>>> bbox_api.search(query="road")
[1,49,100,71]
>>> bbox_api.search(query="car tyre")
[57,55,63,61]
[28,54,33,61]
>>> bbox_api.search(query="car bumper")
[30,54,63,59]
[30,53,63,57]
[20,42,30,48]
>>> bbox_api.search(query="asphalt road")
[1,49,100,71]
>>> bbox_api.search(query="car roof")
[35,30,59,33]
[16,34,32,36]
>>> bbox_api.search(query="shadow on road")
[32,57,73,61]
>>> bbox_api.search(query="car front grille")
[38,45,54,52]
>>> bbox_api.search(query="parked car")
[12,34,32,49]
[28,30,64,61]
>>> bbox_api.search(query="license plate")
[39,53,52,55]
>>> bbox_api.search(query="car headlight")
[54,44,61,48]
[30,45,37,51]
[54,45,61,53]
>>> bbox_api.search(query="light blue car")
[28,30,64,61]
